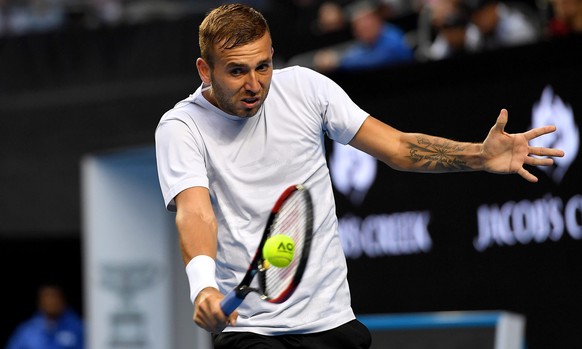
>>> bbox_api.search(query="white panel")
[495,312,526,349]
[82,147,172,349]
[82,146,213,349]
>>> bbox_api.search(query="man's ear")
[196,58,211,84]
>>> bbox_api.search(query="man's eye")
[230,68,243,76]
[257,64,271,71]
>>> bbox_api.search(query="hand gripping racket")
[219,184,314,316]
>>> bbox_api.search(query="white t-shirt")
[155,66,369,335]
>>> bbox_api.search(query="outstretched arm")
[349,109,564,182]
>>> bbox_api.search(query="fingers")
[517,167,538,183]
[524,125,558,141]
[521,151,560,182]
[488,108,564,183]
[493,109,560,149]
[498,108,508,123]
[528,146,564,158]
[228,311,238,327]
[193,288,235,333]
[193,308,237,331]
[194,303,229,333]
[492,109,508,133]
[524,155,554,167]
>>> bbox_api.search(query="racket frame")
[220,184,313,316]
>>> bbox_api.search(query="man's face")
[201,33,274,118]
[351,11,383,45]
[38,286,66,320]
[554,0,580,20]
[471,4,498,35]
[443,27,467,49]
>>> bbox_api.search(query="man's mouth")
[241,97,260,109]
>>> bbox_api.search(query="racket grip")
[220,289,244,316]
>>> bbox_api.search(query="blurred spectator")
[5,283,84,349]
[379,0,416,18]
[547,0,582,37]
[0,0,64,36]
[426,0,462,28]
[91,0,123,26]
[418,0,482,59]
[267,0,354,64]
[0,0,7,33]
[289,0,414,73]
[465,0,542,50]
[317,1,347,34]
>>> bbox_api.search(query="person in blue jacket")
[313,0,414,72]
[5,283,84,349]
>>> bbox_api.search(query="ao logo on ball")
[262,235,295,268]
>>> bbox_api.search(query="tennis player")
[154,4,564,348]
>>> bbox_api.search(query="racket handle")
[220,289,244,316]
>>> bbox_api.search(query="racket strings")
[264,191,309,299]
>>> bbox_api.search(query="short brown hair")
[199,4,270,66]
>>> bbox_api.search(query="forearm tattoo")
[407,136,472,171]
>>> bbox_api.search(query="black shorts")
[212,319,372,349]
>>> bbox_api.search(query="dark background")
[1,10,580,348]
[332,38,582,348]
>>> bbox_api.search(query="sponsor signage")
[331,85,580,259]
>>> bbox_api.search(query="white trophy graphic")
[102,263,159,348]
[330,141,378,206]
[531,85,579,184]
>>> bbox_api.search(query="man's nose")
[244,72,260,93]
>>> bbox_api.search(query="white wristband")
[185,255,219,304]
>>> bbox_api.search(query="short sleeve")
[155,113,209,211]
[303,69,369,144]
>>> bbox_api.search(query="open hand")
[482,109,565,182]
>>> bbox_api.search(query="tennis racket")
[220,184,314,316]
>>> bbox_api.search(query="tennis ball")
[262,235,295,268]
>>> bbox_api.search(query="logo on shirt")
[530,85,579,184]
